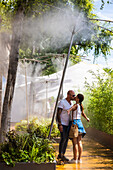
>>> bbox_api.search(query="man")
[56,90,75,162]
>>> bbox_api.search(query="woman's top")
[71,104,82,120]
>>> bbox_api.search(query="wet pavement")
[53,135,113,170]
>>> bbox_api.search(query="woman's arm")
[67,104,77,115]
[82,111,90,122]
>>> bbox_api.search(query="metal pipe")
[46,80,48,116]
[48,28,75,139]
[24,60,29,125]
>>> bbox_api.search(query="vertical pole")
[24,59,29,125]
[46,80,48,117]
[48,29,75,139]
[32,87,35,115]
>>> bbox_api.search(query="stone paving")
[53,135,113,170]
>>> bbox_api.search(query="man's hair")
[67,90,74,95]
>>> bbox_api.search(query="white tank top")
[73,104,82,119]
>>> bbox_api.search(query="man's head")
[67,90,75,101]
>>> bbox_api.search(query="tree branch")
[89,18,113,23]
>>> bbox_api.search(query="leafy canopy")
[0,0,113,75]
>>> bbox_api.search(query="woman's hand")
[67,110,70,115]
[87,117,90,122]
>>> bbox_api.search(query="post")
[24,59,29,124]
[46,80,48,117]
[48,29,75,139]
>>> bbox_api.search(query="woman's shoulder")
[76,103,79,107]
[77,103,80,109]
[72,104,78,110]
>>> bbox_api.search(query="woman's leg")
[77,135,82,160]
[72,137,78,160]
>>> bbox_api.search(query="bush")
[15,117,60,138]
[85,69,113,135]
[0,130,55,167]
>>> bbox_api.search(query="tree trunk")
[0,11,23,143]
[0,75,2,128]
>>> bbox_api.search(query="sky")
[94,0,113,20]
[84,0,113,68]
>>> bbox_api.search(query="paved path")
[53,135,113,170]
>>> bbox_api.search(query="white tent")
[11,61,104,122]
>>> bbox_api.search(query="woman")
[67,93,89,163]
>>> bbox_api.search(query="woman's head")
[77,93,84,103]
[76,93,84,111]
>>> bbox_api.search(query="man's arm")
[57,108,62,125]
[56,108,63,132]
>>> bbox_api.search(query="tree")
[0,1,24,142]
[0,0,113,142]
[19,0,113,73]
[0,0,70,142]
[0,32,10,128]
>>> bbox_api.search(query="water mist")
[11,6,94,131]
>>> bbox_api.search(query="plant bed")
[86,127,113,150]
[0,162,56,170]
[0,130,56,168]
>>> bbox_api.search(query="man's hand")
[59,125,63,132]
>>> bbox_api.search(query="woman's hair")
[77,93,84,111]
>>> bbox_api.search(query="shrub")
[15,117,60,138]
[85,69,113,135]
[0,130,55,167]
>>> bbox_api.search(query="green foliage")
[69,46,82,64]
[100,0,113,10]
[71,0,94,16]
[103,67,113,77]
[0,0,54,31]
[15,120,28,132]
[85,69,113,135]
[0,0,113,76]
[40,55,57,76]
[0,130,56,166]
[15,117,60,138]
[19,49,59,76]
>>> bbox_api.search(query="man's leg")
[58,131,64,158]
[58,125,69,160]
[62,125,69,155]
